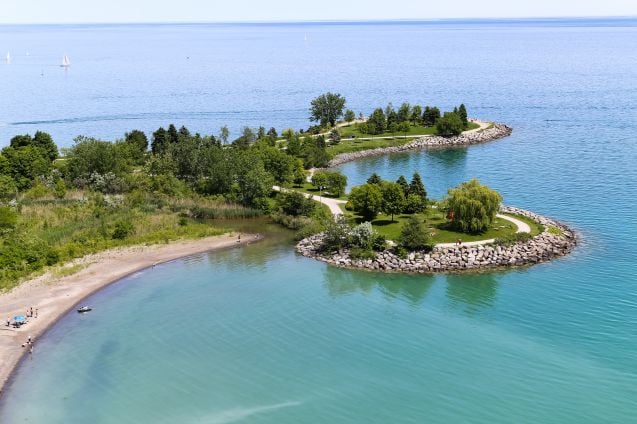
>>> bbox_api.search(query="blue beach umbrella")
[13,315,26,323]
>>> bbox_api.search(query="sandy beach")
[0,232,259,396]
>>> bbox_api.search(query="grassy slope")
[0,192,257,290]
[285,181,348,201]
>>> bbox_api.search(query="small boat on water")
[6,52,11,64]
[61,55,70,68]
[77,306,92,313]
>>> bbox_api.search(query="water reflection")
[425,146,468,168]
[324,266,435,306]
[445,273,500,314]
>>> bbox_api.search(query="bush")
[112,220,134,239]
[350,247,376,260]
[0,206,18,230]
[277,191,315,217]
[320,217,352,252]
[399,216,433,251]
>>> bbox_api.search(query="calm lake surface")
[1,19,637,423]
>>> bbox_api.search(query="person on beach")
[30,307,33,317]
[28,335,32,344]
[35,308,38,318]
[6,318,9,327]
[237,234,241,243]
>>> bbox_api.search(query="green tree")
[258,146,296,184]
[404,193,426,214]
[381,182,405,222]
[286,133,303,157]
[326,171,347,197]
[423,106,441,126]
[124,130,148,163]
[435,112,464,136]
[233,127,256,149]
[367,108,387,135]
[329,128,341,144]
[1,145,52,190]
[53,179,67,199]
[398,121,411,137]
[396,175,409,194]
[311,171,329,191]
[219,125,230,145]
[409,172,427,202]
[310,92,346,127]
[151,127,168,155]
[292,160,306,187]
[277,190,315,217]
[399,216,432,251]
[349,183,383,220]
[66,136,130,181]
[257,126,266,140]
[458,104,468,128]
[397,102,411,123]
[167,124,179,144]
[411,105,422,124]
[445,179,502,233]
[367,173,383,185]
[32,131,58,161]
[344,109,356,123]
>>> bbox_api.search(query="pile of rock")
[328,122,513,167]
[296,206,577,273]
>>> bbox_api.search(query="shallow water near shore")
[2,19,637,423]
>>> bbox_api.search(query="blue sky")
[2,0,636,24]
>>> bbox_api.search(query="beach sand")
[0,232,259,396]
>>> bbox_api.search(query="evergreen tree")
[458,104,468,128]
[396,175,409,195]
[167,124,179,144]
[367,173,383,185]
[344,109,356,123]
[178,125,191,141]
[397,102,411,123]
[411,105,422,125]
[257,126,266,140]
[367,108,387,135]
[151,127,168,155]
[435,112,464,136]
[409,172,427,202]
[422,106,441,126]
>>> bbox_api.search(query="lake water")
[1,19,637,423]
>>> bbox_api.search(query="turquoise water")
[2,19,637,423]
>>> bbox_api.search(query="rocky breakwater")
[296,206,577,273]
[328,122,513,167]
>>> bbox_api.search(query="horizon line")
[1,15,636,26]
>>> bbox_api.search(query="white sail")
[6,52,10,64]
[61,55,70,67]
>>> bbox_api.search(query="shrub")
[0,206,18,230]
[320,217,352,252]
[277,191,315,217]
[399,216,433,251]
[112,220,134,239]
[350,247,376,260]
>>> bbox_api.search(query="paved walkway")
[272,186,346,217]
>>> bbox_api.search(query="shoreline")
[0,233,260,397]
[327,121,513,167]
[296,206,577,273]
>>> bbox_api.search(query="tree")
[235,158,274,209]
[1,145,52,190]
[381,182,405,222]
[349,183,383,220]
[397,102,411,123]
[167,124,179,144]
[311,171,328,191]
[258,146,296,184]
[367,108,387,135]
[404,193,426,214]
[458,104,468,128]
[445,179,502,233]
[344,109,356,123]
[286,133,303,157]
[233,127,256,149]
[53,178,67,199]
[292,160,306,187]
[32,131,58,161]
[367,173,383,185]
[257,126,266,140]
[399,216,432,251]
[411,105,422,125]
[398,121,411,138]
[178,125,191,141]
[423,106,441,126]
[310,92,346,127]
[277,190,315,217]
[267,127,278,139]
[409,172,427,202]
[435,112,464,136]
[326,171,347,197]
[124,130,148,163]
[151,127,168,155]
[219,125,230,145]
[66,136,130,181]
[329,128,341,144]
[396,175,409,194]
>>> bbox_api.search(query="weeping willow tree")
[444,179,502,233]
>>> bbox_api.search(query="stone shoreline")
[328,122,513,167]
[296,206,577,273]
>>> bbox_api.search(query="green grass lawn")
[348,207,521,244]
[327,137,412,156]
[508,213,544,236]
[338,121,480,140]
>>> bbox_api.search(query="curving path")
[272,186,346,217]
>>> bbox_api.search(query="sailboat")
[6,52,11,64]
[60,55,70,68]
